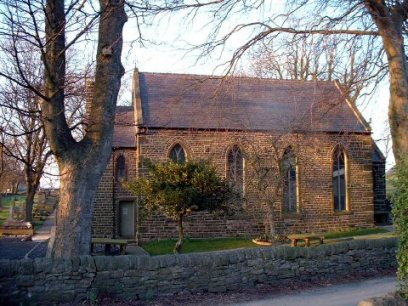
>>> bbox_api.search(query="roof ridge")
[139,71,336,84]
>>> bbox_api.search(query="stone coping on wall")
[0,238,398,305]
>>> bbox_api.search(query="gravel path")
[0,237,134,259]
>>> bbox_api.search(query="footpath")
[0,210,148,259]
[232,276,397,306]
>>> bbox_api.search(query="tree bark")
[174,214,184,254]
[267,204,276,240]
[135,203,142,246]
[43,0,127,259]
[365,1,408,163]
[24,161,44,223]
[48,162,105,258]
[24,184,36,223]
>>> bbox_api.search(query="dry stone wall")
[0,238,397,305]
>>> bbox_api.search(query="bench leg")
[91,243,94,254]
[320,238,324,244]
[104,244,111,254]
[305,238,310,247]
[120,245,126,255]
[291,239,297,247]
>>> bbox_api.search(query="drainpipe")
[112,150,116,238]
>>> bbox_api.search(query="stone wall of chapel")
[92,149,137,238]
[92,129,375,240]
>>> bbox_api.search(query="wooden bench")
[33,205,55,215]
[0,223,34,236]
[91,238,128,255]
[287,233,324,247]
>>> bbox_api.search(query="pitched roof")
[137,72,370,133]
[113,106,135,147]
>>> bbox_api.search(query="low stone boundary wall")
[0,238,397,305]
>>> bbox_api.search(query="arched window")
[116,155,126,181]
[227,145,244,196]
[282,147,298,213]
[333,147,347,211]
[169,143,186,163]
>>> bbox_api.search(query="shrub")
[391,159,408,300]
[126,159,233,253]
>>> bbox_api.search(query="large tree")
[364,1,408,163]
[43,0,126,258]
[0,0,127,258]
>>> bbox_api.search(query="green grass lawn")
[143,237,261,255]
[0,195,47,230]
[0,195,25,225]
[143,227,393,255]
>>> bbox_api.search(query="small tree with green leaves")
[126,159,232,253]
[392,159,408,300]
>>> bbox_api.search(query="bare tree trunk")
[267,204,276,240]
[365,1,408,163]
[24,165,42,223]
[25,186,36,223]
[385,45,408,163]
[48,161,105,258]
[12,182,19,194]
[135,203,142,246]
[174,214,184,254]
[43,0,127,258]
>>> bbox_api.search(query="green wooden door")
[119,201,135,238]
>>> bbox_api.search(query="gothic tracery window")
[116,155,126,181]
[169,143,186,163]
[333,147,347,211]
[227,145,244,196]
[282,147,298,213]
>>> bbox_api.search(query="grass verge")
[143,227,393,255]
[143,237,261,255]
[0,195,26,225]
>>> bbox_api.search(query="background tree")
[126,160,232,253]
[0,42,87,223]
[0,137,24,224]
[250,33,386,104]
[0,84,51,223]
[0,141,24,195]
[244,135,302,242]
